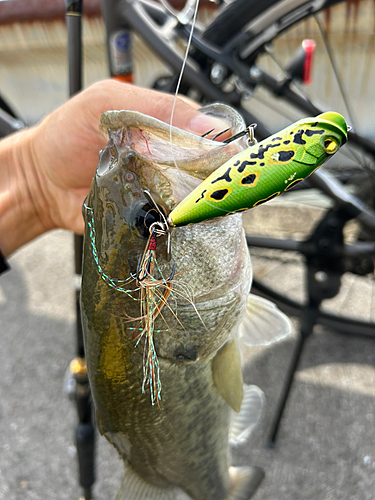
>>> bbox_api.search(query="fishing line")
[166,0,256,220]
[166,6,260,220]
[167,0,252,219]
[169,0,201,177]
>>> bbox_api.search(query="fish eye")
[134,203,165,239]
[324,137,339,154]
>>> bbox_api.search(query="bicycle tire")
[200,0,375,332]
[201,0,277,46]
[205,0,357,56]
[227,0,375,328]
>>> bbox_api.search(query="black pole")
[0,108,24,139]
[65,2,95,499]
[268,303,319,446]
[65,0,83,97]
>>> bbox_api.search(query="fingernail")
[189,114,230,137]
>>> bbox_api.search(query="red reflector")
[302,39,315,85]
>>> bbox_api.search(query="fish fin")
[229,384,265,445]
[226,466,265,500]
[212,337,244,412]
[116,462,177,500]
[239,294,292,347]
[95,410,105,435]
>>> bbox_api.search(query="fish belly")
[88,337,232,500]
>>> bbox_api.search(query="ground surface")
[0,202,374,500]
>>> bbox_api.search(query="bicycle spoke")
[369,273,375,320]
[264,44,319,111]
[249,91,297,123]
[314,13,357,133]
[334,144,371,173]
[315,13,370,170]
[360,35,375,97]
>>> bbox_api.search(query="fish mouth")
[97,105,248,211]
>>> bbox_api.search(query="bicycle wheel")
[125,0,375,330]
[181,0,375,331]
[225,0,375,331]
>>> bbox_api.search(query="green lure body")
[168,112,348,227]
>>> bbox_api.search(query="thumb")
[94,80,230,139]
[149,91,231,138]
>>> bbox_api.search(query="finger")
[176,94,201,109]
[177,94,231,140]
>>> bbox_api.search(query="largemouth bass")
[81,104,289,500]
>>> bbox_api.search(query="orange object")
[113,74,133,84]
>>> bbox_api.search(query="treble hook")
[201,128,215,138]
[201,127,231,141]
[133,254,144,281]
[212,128,231,141]
[222,123,258,146]
[136,229,156,282]
[143,190,172,261]
[136,226,176,284]
[165,263,177,284]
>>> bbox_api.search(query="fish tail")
[116,462,176,500]
[226,466,265,500]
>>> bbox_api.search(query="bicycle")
[65,0,375,496]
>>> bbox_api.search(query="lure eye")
[324,137,339,154]
[134,203,165,238]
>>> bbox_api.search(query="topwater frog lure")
[167,111,348,227]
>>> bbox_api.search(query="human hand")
[0,79,228,255]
